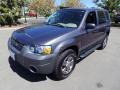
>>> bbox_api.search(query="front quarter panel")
[53,38,78,55]
[45,29,81,56]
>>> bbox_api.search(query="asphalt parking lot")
[0,27,120,90]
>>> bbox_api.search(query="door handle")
[92,30,98,33]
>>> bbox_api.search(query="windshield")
[46,9,85,28]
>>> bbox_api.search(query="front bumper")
[8,39,57,74]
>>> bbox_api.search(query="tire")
[115,21,118,24]
[51,49,77,80]
[98,36,108,50]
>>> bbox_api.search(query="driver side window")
[86,11,97,25]
[85,11,97,30]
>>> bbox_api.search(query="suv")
[114,13,120,23]
[8,8,111,80]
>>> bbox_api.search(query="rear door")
[104,11,111,32]
[95,11,107,43]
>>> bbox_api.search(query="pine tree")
[0,0,22,26]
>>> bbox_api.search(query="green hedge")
[0,0,22,26]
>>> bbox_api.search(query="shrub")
[0,0,22,26]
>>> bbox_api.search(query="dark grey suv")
[8,8,111,80]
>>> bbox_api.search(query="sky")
[55,0,97,8]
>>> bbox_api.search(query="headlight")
[29,45,52,55]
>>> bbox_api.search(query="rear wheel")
[98,36,108,50]
[51,49,77,80]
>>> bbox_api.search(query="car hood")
[12,25,75,45]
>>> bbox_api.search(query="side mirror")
[86,23,95,29]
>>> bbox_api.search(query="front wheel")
[51,49,77,80]
[98,36,108,50]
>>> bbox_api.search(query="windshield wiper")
[48,23,65,28]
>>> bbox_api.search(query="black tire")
[98,36,108,50]
[115,21,118,24]
[51,49,77,80]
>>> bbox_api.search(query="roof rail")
[59,6,69,9]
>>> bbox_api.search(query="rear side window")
[104,11,110,21]
[97,11,106,24]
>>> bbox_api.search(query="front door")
[80,11,98,53]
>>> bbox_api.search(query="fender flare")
[54,38,79,55]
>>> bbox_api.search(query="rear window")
[97,11,106,24]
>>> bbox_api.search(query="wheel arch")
[54,39,79,57]
[59,46,79,57]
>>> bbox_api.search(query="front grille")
[11,38,24,51]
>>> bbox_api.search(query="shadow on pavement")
[8,57,47,82]
[111,23,120,27]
